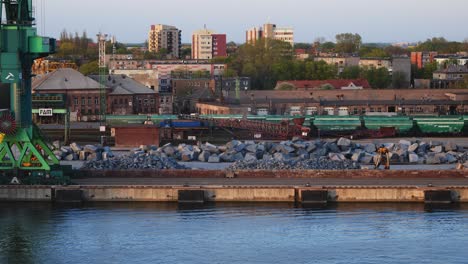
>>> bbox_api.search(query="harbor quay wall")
[2,185,468,203]
[76,169,467,179]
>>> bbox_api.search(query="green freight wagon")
[363,116,413,134]
[312,116,361,132]
[413,116,464,134]
[106,115,178,125]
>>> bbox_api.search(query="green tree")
[335,33,362,54]
[320,42,336,52]
[229,38,293,89]
[340,66,361,79]
[360,48,389,58]
[362,67,391,88]
[79,61,100,75]
[413,61,438,79]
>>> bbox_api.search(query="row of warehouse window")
[74,97,155,106]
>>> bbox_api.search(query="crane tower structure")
[0,0,59,172]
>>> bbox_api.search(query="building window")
[95,97,99,105]
[74,97,78,105]
[88,97,92,105]
[81,97,85,105]
[119,98,123,104]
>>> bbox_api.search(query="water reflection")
[0,202,467,264]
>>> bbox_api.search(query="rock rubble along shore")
[51,137,468,170]
[137,138,467,166]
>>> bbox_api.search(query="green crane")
[0,0,59,172]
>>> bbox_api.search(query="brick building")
[148,24,181,58]
[410,52,438,69]
[89,75,158,115]
[171,79,216,114]
[33,69,158,121]
[192,28,227,59]
[196,89,468,116]
[33,68,107,121]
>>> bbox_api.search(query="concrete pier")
[1,169,467,203]
[1,185,468,203]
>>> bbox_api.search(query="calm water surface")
[0,202,467,264]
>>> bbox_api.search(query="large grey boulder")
[337,137,351,147]
[399,139,412,146]
[306,144,317,153]
[84,144,98,153]
[430,146,443,153]
[351,152,364,162]
[446,154,458,164]
[360,154,374,164]
[226,140,241,150]
[293,142,307,149]
[203,142,218,153]
[235,143,246,152]
[435,153,448,164]
[274,153,287,161]
[276,144,295,154]
[198,151,210,162]
[70,143,82,153]
[208,154,220,163]
[408,143,419,153]
[325,142,340,153]
[364,143,376,153]
[64,154,74,161]
[219,153,234,162]
[245,144,258,153]
[163,146,176,156]
[244,153,258,162]
[426,153,441,164]
[329,153,345,161]
[181,151,194,162]
[409,153,419,163]
[444,142,458,152]
[233,152,244,161]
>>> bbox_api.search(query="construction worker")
[374,145,391,170]
[0,132,5,144]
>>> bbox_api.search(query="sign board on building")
[38,108,53,116]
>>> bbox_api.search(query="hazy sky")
[39,0,467,44]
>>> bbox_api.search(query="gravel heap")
[82,151,187,170]
[228,157,360,171]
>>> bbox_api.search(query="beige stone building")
[148,24,181,58]
[245,23,294,46]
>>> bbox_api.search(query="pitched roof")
[33,68,103,91]
[277,79,371,89]
[89,74,156,95]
